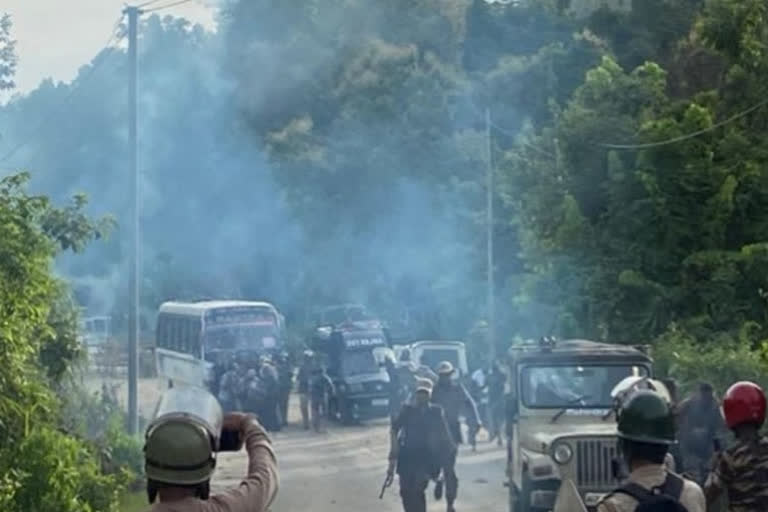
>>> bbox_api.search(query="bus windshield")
[204,323,278,351]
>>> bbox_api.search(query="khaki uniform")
[597,465,705,512]
[146,420,279,512]
[705,436,768,512]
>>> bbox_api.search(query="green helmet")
[617,390,676,445]
[144,418,216,485]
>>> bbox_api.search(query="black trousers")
[443,449,458,505]
[399,473,429,512]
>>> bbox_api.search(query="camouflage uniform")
[705,436,768,511]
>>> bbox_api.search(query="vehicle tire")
[339,402,356,425]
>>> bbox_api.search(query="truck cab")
[407,340,468,377]
[311,320,391,424]
[505,338,652,512]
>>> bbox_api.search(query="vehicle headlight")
[552,442,573,465]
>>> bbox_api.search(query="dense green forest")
[1,0,768,508]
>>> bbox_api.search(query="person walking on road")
[297,350,314,430]
[430,361,481,512]
[143,412,278,512]
[259,357,281,432]
[597,390,705,512]
[276,352,293,427]
[677,382,725,485]
[487,361,506,447]
[388,378,455,512]
[218,361,243,413]
[705,381,768,511]
[310,363,336,433]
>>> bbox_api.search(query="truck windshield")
[521,364,649,408]
[341,350,380,376]
[419,348,459,372]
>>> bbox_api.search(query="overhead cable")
[142,0,195,13]
[597,98,768,150]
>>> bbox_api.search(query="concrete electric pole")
[485,108,495,363]
[125,4,140,435]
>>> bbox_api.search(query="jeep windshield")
[521,364,649,409]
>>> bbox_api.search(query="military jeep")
[504,338,652,512]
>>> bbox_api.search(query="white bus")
[155,300,285,389]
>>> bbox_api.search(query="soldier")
[310,363,336,433]
[241,369,264,416]
[678,382,725,484]
[388,378,455,512]
[218,361,242,413]
[597,390,705,512]
[431,361,481,512]
[259,357,281,432]
[144,412,278,511]
[276,352,293,427]
[704,381,768,511]
[296,350,314,430]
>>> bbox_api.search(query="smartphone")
[218,428,243,452]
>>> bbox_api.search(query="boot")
[434,479,443,501]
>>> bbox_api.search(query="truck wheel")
[340,403,356,425]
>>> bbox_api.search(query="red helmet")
[722,381,767,429]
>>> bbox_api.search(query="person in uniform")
[218,361,242,413]
[487,360,506,447]
[242,369,264,416]
[431,361,481,512]
[276,352,293,427]
[296,350,314,430]
[309,363,336,432]
[597,390,705,512]
[388,378,455,512]
[258,357,281,432]
[704,380,768,511]
[144,412,278,512]
[677,382,725,485]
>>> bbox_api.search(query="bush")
[652,323,768,397]
[3,426,127,512]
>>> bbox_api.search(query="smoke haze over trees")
[1,0,768,377]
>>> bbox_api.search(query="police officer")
[296,350,314,430]
[144,412,278,511]
[218,361,242,413]
[597,390,705,512]
[259,357,281,432]
[388,378,455,512]
[276,352,293,427]
[704,381,768,511]
[431,361,481,512]
[310,362,336,432]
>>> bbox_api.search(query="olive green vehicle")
[504,338,653,512]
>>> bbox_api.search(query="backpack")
[615,473,688,512]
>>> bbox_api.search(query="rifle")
[379,472,394,499]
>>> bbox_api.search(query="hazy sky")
[3,0,216,95]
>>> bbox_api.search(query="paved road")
[213,414,508,512]
[88,377,509,511]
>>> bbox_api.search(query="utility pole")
[485,108,495,363]
[125,4,140,435]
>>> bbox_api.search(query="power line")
[597,97,768,150]
[137,0,164,7]
[0,15,126,165]
[142,0,195,13]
